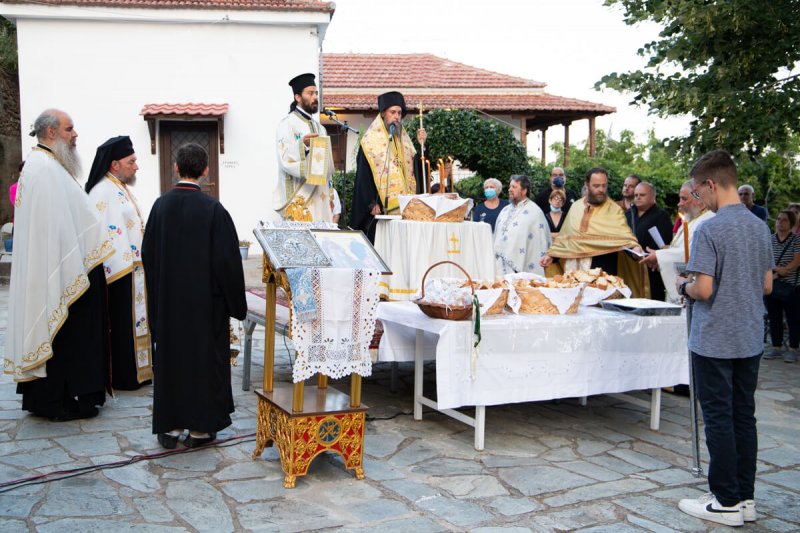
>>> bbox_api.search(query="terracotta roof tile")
[3,0,334,12]
[322,53,546,89]
[322,93,614,114]
[140,103,229,116]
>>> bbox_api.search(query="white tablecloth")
[374,220,494,301]
[378,302,689,410]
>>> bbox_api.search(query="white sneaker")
[739,499,757,522]
[678,493,744,527]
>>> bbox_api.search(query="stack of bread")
[400,193,472,222]
[460,279,509,315]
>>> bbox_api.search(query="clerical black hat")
[378,91,407,117]
[85,135,135,193]
[289,73,316,95]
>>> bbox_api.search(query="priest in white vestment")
[86,136,152,390]
[273,72,333,222]
[494,175,552,276]
[4,109,112,420]
[640,180,715,303]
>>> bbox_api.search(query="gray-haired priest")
[273,72,334,222]
[86,136,152,390]
[4,109,112,421]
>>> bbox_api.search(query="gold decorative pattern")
[96,201,108,212]
[252,394,366,489]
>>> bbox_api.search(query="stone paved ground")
[0,281,798,532]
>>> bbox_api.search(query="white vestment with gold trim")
[4,147,112,382]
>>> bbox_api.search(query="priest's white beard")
[52,138,83,179]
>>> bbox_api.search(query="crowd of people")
[2,74,798,529]
[4,108,245,451]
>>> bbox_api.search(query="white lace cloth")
[290,268,381,382]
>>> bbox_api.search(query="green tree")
[0,18,16,72]
[597,0,800,159]
[404,109,530,201]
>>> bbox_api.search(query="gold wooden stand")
[252,254,367,488]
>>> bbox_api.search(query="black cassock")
[142,183,247,435]
[626,205,673,301]
[349,146,425,243]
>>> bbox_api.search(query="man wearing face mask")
[535,167,578,215]
[472,178,509,232]
[350,91,426,242]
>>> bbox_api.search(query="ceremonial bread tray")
[400,194,471,223]
[599,298,682,316]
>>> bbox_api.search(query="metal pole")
[686,301,704,477]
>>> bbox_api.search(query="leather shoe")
[184,432,216,448]
[157,433,179,449]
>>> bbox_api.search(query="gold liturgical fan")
[252,203,367,489]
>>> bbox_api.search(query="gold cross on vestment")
[447,233,460,255]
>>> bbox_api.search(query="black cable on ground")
[0,432,257,494]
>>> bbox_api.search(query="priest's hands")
[370,203,383,216]
[639,247,660,271]
[417,128,427,144]
[539,255,553,268]
[302,133,319,147]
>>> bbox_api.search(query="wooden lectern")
[251,212,367,488]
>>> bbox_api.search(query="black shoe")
[49,401,99,422]
[157,433,179,449]
[184,432,216,448]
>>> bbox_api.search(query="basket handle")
[419,260,475,299]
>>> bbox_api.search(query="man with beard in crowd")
[540,167,647,296]
[640,180,715,303]
[86,136,152,390]
[494,175,551,275]
[4,109,112,420]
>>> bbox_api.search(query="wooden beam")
[563,123,571,167]
[540,128,547,166]
[520,117,527,149]
[588,116,596,157]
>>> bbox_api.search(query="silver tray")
[599,298,683,316]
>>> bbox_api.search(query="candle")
[681,213,690,262]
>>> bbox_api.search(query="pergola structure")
[321,53,615,166]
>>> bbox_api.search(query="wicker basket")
[402,196,469,222]
[516,286,584,314]
[414,261,475,320]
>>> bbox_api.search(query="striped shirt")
[772,233,800,287]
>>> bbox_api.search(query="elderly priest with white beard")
[4,109,113,421]
[639,180,715,303]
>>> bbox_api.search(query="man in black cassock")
[86,136,153,390]
[142,143,246,449]
[626,181,673,301]
[349,91,426,242]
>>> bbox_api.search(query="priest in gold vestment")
[540,168,648,297]
[350,91,426,242]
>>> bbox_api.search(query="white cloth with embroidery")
[290,268,381,382]
[4,147,112,381]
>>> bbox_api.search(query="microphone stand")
[322,112,360,135]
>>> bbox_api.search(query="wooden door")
[159,121,219,199]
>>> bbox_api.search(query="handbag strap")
[775,234,799,285]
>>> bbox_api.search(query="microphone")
[389,123,396,139]
[321,108,336,117]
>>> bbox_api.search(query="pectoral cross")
[447,233,460,255]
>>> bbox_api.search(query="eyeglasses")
[551,173,565,177]
[690,179,710,200]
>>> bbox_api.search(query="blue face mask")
[550,205,562,213]
[552,177,566,188]
[484,188,497,199]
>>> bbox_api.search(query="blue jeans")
[692,352,761,507]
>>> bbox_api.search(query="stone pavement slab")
[0,284,798,531]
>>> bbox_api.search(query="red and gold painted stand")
[251,254,367,488]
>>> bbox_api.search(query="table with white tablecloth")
[374,219,494,301]
[377,302,689,450]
